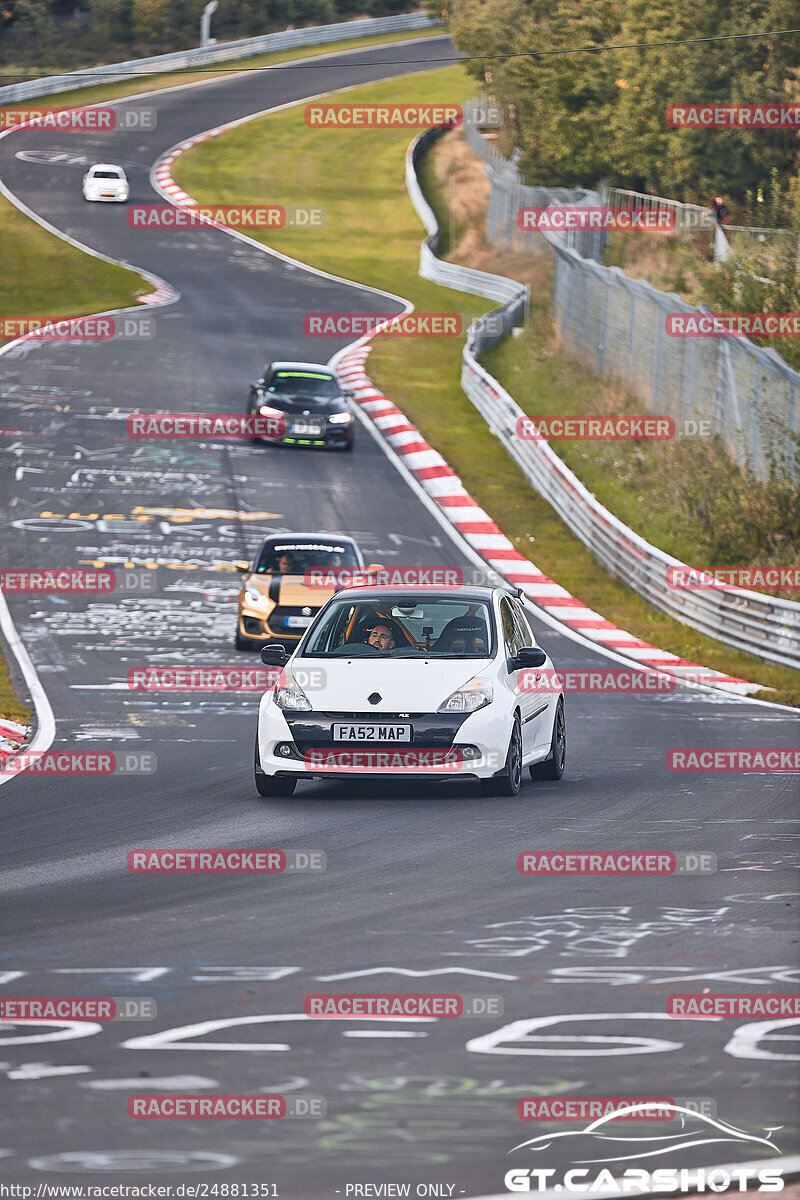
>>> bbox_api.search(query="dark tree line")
[1,0,416,69]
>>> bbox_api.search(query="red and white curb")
[0,716,29,764]
[152,123,755,696]
[335,346,755,695]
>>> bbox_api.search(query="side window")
[511,600,535,648]
[500,598,521,657]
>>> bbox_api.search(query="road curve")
[0,34,798,1196]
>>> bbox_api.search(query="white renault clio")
[254,584,565,798]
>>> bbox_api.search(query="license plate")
[333,723,412,742]
[102,192,115,197]
[285,615,314,628]
[291,420,323,436]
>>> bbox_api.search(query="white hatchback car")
[255,584,566,798]
[82,164,129,203]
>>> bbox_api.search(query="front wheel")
[254,735,296,797]
[529,698,566,781]
[481,715,522,797]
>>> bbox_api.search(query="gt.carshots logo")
[504,1168,784,1193]
[304,993,502,1016]
[517,207,677,231]
[126,414,285,439]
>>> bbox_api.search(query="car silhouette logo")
[368,692,381,705]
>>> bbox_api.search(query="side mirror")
[235,561,250,573]
[364,563,385,575]
[344,389,356,400]
[261,644,288,667]
[512,646,547,670]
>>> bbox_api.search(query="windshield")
[91,169,123,179]
[254,541,360,575]
[265,370,340,399]
[302,596,495,659]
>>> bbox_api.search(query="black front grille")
[267,606,316,635]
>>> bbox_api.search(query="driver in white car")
[367,622,395,651]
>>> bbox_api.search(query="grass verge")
[170,72,798,705]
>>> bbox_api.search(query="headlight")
[274,681,312,711]
[244,587,269,608]
[328,411,352,425]
[438,679,493,713]
[259,404,283,418]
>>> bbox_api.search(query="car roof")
[266,362,338,376]
[88,163,125,172]
[257,533,359,550]
[329,585,510,602]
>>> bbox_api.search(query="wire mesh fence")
[462,108,800,481]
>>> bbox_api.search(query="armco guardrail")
[0,12,437,105]
[406,123,800,670]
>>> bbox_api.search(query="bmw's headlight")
[274,680,312,711]
[259,404,283,419]
[244,587,269,608]
[328,411,352,425]
[438,679,493,713]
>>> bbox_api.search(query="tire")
[235,629,260,651]
[254,735,296,798]
[481,715,522,797]
[529,698,566,781]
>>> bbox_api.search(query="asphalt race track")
[0,34,799,1197]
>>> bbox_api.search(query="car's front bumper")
[257,699,508,781]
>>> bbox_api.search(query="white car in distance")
[82,164,129,203]
[255,584,566,798]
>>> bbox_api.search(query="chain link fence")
[462,109,800,482]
